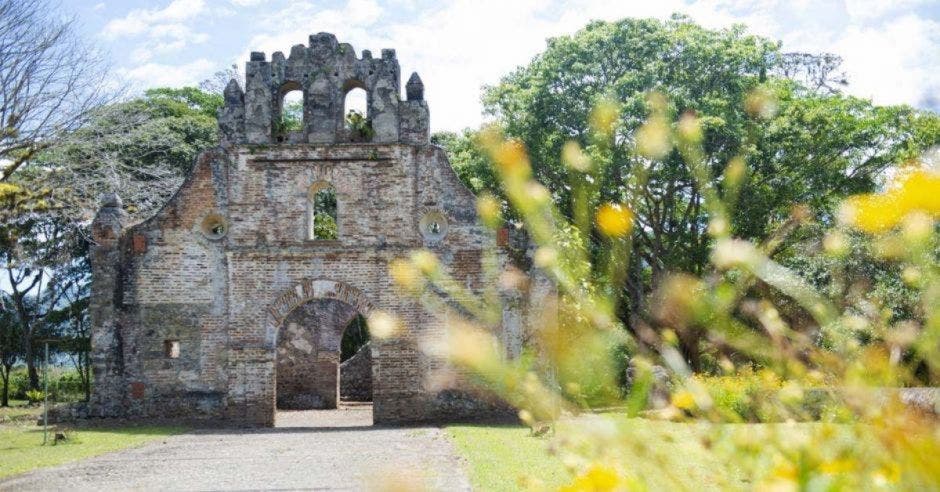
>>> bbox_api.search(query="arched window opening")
[342,83,371,142]
[277,82,304,142]
[308,182,337,240]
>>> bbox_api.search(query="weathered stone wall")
[89,33,517,426]
[340,342,373,402]
[276,299,357,409]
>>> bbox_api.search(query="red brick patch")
[129,381,146,399]
[132,234,147,253]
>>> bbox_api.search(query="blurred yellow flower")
[635,117,671,159]
[367,311,400,339]
[409,249,439,275]
[872,462,900,485]
[840,168,940,233]
[822,231,849,256]
[589,99,620,137]
[562,141,592,171]
[676,113,703,144]
[596,203,634,237]
[491,139,532,181]
[672,390,696,410]
[724,156,746,187]
[897,169,940,213]
[560,464,622,492]
[476,193,502,228]
[389,258,423,292]
[534,247,557,268]
[744,86,779,120]
[819,458,855,475]
[840,194,903,233]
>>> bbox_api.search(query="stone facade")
[88,33,515,426]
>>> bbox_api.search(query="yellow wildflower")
[562,141,592,171]
[476,193,502,228]
[819,458,855,475]
[672,390,696,410]
[560,464,622,492]
[840,167,940,233]
[596,203,634,237]
[367,311,400,339]
[389,258,424,292]
[589,99,620,137]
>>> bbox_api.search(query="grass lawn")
[0,400,42,424]
[447,417,814,491]
[0,416,184,480]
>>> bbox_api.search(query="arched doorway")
[266,279,376,421]
[276,299,372,409]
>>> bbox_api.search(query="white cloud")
[843,0,929,23]
[103,0,206,39]
[230,0,267,6]
[93,2,106,11]
[118,58,216,88]
[103,0,211,66]
[832,14,940,107]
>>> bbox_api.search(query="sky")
[65,0,940,132]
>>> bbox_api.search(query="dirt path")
[0,404,471,491]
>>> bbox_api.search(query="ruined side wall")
[340,342,373,401]
[112,149,232,418]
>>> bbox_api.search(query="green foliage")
[144,87,223,119]
[340,315,370,362]
[24,389,43,404]
[278,100,304,134]
[5,367,85,403]
[432,130,495,195]
[345,110,374,141]
[444,17,940,337]
[34,86,220,219]
[311,186,338,240]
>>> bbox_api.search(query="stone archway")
[264,279,375,346]
[264,279,376,413]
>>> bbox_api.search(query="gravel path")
[0,404,471,491]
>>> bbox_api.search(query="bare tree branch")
[0,0,113,181]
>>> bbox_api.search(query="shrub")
[25,389,45,404]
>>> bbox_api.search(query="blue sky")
[64,0,940,132]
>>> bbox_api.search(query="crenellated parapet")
[218,32,430,146]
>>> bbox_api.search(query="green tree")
[435,16,940,369]
[445,16,940,339]
[1,87,221,390]
[35,87,220,220]
[0,293,24,406]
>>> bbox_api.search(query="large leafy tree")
[0,87,220,392]
[36,87,220,221]
[438,16,940,368]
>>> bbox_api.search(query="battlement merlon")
[220,33,429,146]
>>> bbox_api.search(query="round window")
[200,213,228,240]
[419,211,448,242]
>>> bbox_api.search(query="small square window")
[164,340,180,359]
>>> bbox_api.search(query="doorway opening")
[275,298,372,412]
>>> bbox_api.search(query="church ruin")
[88,33,521,425]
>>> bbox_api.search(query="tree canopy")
[439,15,940,323]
